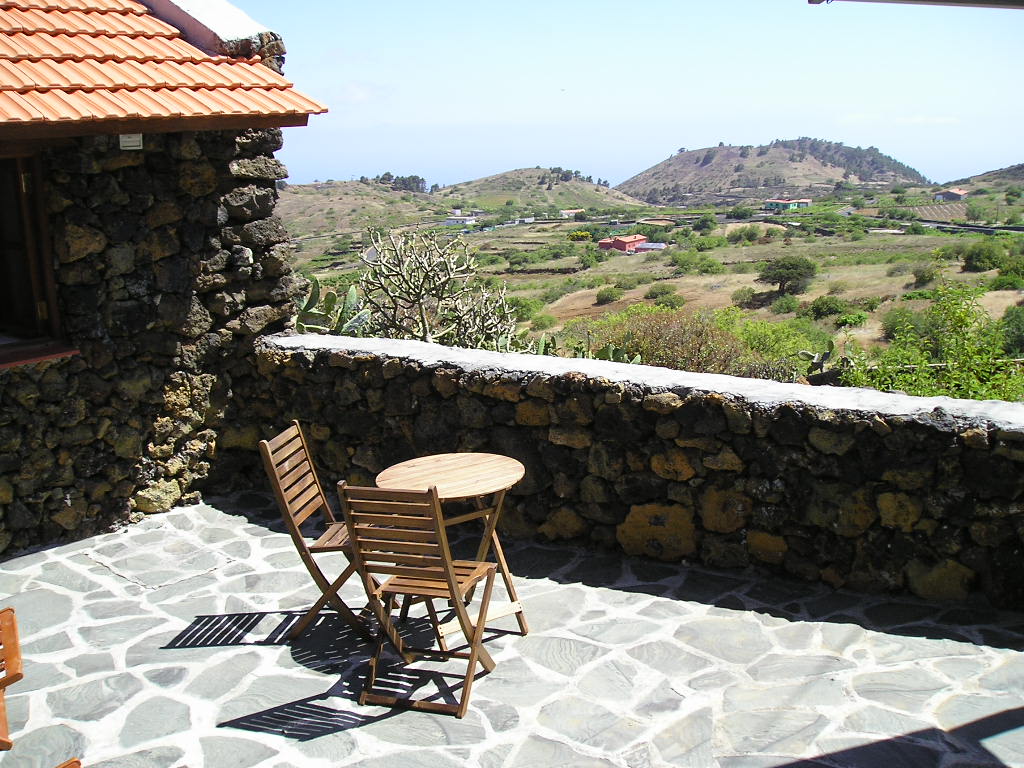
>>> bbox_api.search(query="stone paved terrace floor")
[2,493,1023,768]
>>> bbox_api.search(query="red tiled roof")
[0,0,327,138]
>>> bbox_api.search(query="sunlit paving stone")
[1,495,1022,767]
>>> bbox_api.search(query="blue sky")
[235,1,1023,188]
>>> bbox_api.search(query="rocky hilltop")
[617,138,928,205]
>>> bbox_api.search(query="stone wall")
[0,128,304,555]
[225,335,1024,607]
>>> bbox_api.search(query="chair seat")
[379,561,494,600]
[310,522,350,552]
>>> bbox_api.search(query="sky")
[232,1,1023,189]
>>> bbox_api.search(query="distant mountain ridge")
[616,138,929,205]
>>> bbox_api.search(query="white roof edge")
[139,0,271,54]
[265,334,1024,431]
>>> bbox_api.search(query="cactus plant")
[296,276,371,335]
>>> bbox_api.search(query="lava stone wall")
[0,128,305,556]
[228,335,1024,608]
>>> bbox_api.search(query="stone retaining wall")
[225,334,1024,607]
[0,129,304,555]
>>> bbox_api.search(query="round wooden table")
[375,452,529,635]
[374,452,525,501]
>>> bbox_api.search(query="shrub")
[613,274,647,290]
[506,296,543,321]
[881,306,927,340]
[561,305,787,379]
[808,295,848,319]
[912,262,941,287]
[770,295,800,314]
[989,275,1024,291]
[727,205,755,219]
[531,313,556,331]
[731,287,756,308]
[595,286,624,305]
[827,281,848,295]
[694,235,728,252]
[901,289,936,301]
[671,251,726,275]
[730,261,756,274]
[886,262,913,277]
[859,296,884,312]
[836,311,869,328]
[1003,305,1024,355]
[654,294,687,309]
[568,230,592,241]
[962,240,1004,272]
[645,283,676,299]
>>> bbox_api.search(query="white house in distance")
[560,208,586,219]
[444,208,478,226]
[934,188,970,202]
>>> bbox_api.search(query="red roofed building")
[598,234,648,252]
[0,0,328,551]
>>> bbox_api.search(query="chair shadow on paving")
[774,707,1024,768]
[163,603,503,739]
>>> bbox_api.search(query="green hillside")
[436,167,647,211]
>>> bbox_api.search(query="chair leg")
[424,599,448,652]
[295,557,373,642]
[360,594,394,707]
[457,567,497,718]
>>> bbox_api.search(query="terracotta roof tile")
[0,0,327,136]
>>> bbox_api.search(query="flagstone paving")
[2,492,1023,767]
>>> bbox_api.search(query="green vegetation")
[770,295,800,314]
[843,282,1024,401]
[595,286,625,305]
[644,283,677,300]
[670,251,727,275]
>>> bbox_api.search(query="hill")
[947,163,1024,190]
[276,180,439,240]
[617,138,928,205]
[435,167,647,211]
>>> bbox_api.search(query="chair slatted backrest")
[339,484,455,591]
[259,421,335,537]
[1,606,23,751]
[0,607,22,691]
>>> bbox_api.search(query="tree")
[693,213,717,234]
[756,255,817,294]
[966,201,985,222]
[727,205,755,220]
[358,231,518,349]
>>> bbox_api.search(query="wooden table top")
[375,453,525,501]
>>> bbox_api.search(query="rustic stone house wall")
[0,128,304,555]
[224,335,1024,608]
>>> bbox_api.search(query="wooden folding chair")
[259,422,372,642]
[338,482,498,718]
[1,607,23,751]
